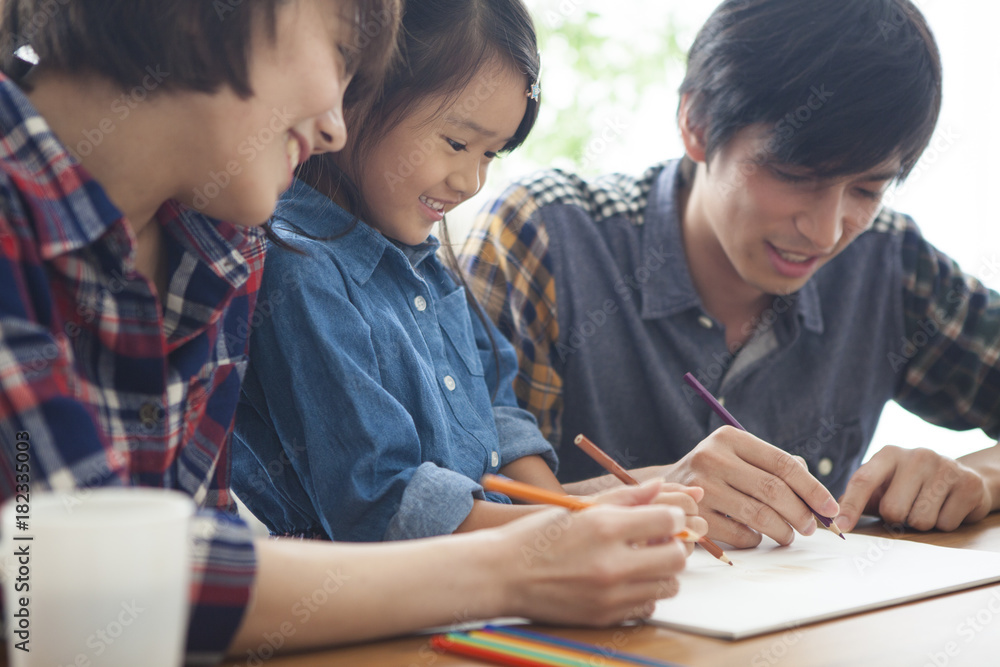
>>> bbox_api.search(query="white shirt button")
[817,457,834,476]
[444,375,456,391]
[414,296,427,312]
[698,315,714,329]
[491,451,499,467]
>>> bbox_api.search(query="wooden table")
[258,513,1000,667]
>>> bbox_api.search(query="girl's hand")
[585,480,709,552]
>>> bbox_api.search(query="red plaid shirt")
[0,73,262,664]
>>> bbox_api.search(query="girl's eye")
[484,151,498,160]
[446,138,467,152]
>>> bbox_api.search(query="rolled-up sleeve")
[185,510,256,666]
[493,405,558,471]
[384,462,486,539]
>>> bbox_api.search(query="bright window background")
[448,0,1000,463]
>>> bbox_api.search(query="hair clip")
[527,52,542,101]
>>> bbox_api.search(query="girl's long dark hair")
[296,0,541,396]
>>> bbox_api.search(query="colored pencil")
[480,475,702,542]
[682,372,846,540]
[431,633,577,666]
[466,630,644,666]
[573,433,636,486]
[483,625,685,667]
[573,433,733,566]
[433,632,624,667]
[481,474,592,510]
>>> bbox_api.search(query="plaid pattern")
[460,165,665,444]
[461,162,1000,446]
[0,73,260,664]
[896,216,1000,433]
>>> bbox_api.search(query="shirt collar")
[273,179,441,285]
[638,160,702,319]
[638,159,824,334]
[0,73,122,259]
[0,73,260,290]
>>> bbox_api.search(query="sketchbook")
[648,529,1000,639]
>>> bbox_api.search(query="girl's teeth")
[420,196,445,212]
[777,249,810,263]
[287,137,300,167]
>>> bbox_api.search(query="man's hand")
[640,426,840,548]
[836,445,993,532]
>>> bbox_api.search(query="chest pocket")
[436,288,485,378]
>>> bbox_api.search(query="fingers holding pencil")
[573,434,731,565]
[592,482,709,553]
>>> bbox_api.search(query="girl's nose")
[314,109,347,154]
[446,156,483,198]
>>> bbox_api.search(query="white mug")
[1,488,194,667]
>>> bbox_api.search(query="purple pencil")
[683,372,846,540]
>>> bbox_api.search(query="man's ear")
[678,94,708,164]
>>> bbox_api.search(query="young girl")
[231,0,705,542]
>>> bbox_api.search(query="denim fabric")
[231,180,556,542]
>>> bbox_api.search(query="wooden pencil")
[682,372,846,540]
[573,434,733,566]
[480,475,702,543]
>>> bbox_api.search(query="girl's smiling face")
[355,61,528,245]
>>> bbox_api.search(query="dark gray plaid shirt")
[461,159,1000,495]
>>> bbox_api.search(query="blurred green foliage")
[523,4,688,171]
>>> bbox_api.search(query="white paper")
[649,530,1000,639]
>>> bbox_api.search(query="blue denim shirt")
[231,180,556,541]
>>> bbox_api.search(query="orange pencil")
[482,474,592,510]
[480,474,703,543]
[573,434,733,566]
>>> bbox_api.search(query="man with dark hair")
[462,0,1000,549]
[0,1,699,662]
